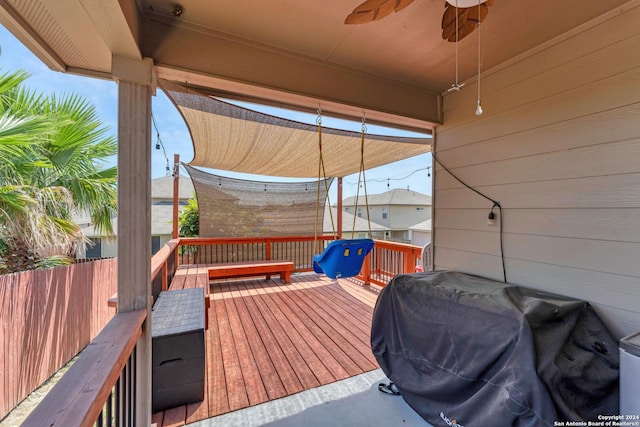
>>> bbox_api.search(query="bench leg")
[266,274,271,280]
[282,270,291,284]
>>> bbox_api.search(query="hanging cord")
[432,152,506,283]
[448,0,465,92]
[475,0,483,115]
[351,115,373,237]
[314,108,337,254]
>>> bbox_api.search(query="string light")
[343,166,431,186]
[151,113,171,175]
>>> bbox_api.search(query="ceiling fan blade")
[394,0,416,12]
[442,7,469,41]
[456,19,478,41]
[442,1,492,41]
[345,0,416,25]
[442,4,466,31]
[345,9,379,24]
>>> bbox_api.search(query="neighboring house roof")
[152,174,195,200]
[324,207,387,233]
[82,204,180,237]
[343,188,432,206]
[409,219,432,232]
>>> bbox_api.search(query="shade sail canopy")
[186,165,333,237]
[161,80,431,178]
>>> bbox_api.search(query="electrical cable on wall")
[431,153,506,283]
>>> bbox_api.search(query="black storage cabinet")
[152,288,205,412]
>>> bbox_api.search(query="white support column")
[113,55,154,427]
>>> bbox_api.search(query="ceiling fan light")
[445,0,487,7]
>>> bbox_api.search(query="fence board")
[0,259,117,419]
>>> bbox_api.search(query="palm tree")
[0,69,117,273]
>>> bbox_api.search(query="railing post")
[172,154,180,239]
[161,262,168,291]
[265,238,271,261]
[403,249,416,274]
[362,253,371,286]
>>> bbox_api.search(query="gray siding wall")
[433,3,640,338]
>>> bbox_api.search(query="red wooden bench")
[208,260,294,283]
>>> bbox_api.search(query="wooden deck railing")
[16,236,421,425]
[177,236,335,272]
[357,240,423,287]
[22,310,146,427]
[178,236,421,287]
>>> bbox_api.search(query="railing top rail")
[151,239,179,280]
[178,235,335,245]
[372,239,422,255]
[22,310,146,427]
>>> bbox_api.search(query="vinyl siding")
[433,4,640,338]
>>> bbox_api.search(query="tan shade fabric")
[186,165,333,237]
[161,80,431,178]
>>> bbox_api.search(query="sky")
[0,25,432,203]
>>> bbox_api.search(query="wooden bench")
[208,260,294,283]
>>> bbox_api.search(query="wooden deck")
[151,266,381,426]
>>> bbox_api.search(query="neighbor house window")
[416,207,424,211]
[86,238,102,258]
[357,207,362,218]
[152,236,161,255]
[382,206,388,219]
[345,207,350,212]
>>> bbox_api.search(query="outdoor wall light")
[487,210,495,225]
[487,203,498,226]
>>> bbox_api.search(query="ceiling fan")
[344,0,494,42]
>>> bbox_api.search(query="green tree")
[178,196,199,237]
[0,69,117,273]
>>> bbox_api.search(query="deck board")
[154,271,380,426]
[206,295,229,418]
[236,280,305,395]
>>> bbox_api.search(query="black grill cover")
[371,271,619,427]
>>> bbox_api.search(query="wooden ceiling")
[0,0,631,131]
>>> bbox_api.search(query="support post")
[337,177,343,239]
[173,154,180,239]
[113,55,154,427]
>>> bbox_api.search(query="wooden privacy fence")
[0,258,118,419]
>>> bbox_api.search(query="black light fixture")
[487,202,498,226]
[427,167,431,178]
[155,142,160,150]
